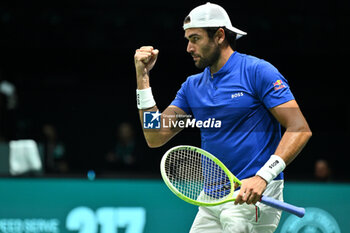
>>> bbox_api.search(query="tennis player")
[134,3,311,233]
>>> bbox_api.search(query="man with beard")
[134,3,311,232]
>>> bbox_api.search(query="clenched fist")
[134,46,159,77]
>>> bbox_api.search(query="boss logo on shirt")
[231,92,244,99]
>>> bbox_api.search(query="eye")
[191,37,199,42]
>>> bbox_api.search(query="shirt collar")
[205,51,239,78]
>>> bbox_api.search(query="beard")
[193,44,221,69]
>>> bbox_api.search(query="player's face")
[185,28,220,69]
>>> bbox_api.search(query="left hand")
[234,175,267,205]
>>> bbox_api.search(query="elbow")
[303,123,312,139]
[147,141,163,148]
[306,128,312,140]
[144,130,173,148]
[145,137,166,148]
[288,123,312,140]
[299,124,312,140]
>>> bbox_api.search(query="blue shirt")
[171,51,294,181]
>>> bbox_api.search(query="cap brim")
[226,26,247,39]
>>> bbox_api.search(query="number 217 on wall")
[66,207,146,233]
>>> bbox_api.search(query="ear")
[215,28,226,45]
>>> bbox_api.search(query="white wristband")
[256,155,286,184]
[136,87,156,109]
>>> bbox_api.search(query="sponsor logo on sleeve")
[273,80,286,91]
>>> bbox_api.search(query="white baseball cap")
[183,2,247,39]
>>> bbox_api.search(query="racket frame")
[160,145,241,206]
[161,145,305,218]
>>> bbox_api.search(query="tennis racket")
[160,145,305,218]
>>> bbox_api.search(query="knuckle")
[140,46,153,51]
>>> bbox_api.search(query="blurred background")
[0,0,349,232]
[0,0,348,180]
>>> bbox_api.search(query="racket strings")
[165,148,231,203]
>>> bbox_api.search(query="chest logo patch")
[231,92,244,99]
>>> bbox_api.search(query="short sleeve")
[255,61,295,109]
[170,79,192,114]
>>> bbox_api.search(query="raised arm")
[134,46,186,148]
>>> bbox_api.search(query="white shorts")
[189,180,284,233]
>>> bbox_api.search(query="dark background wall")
[0,0,348,180]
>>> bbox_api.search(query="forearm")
[138,106,164,148]
[136,72,164,147]
[136,71,169,147]
[256,100,312,183]
[255,128,311,185]
[136,72,150,90]
[138,105,185,148]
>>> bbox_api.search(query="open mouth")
[192,55,200,61]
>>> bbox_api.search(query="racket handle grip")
[260,195,305,218]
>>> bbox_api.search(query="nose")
[187,41,194,53]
